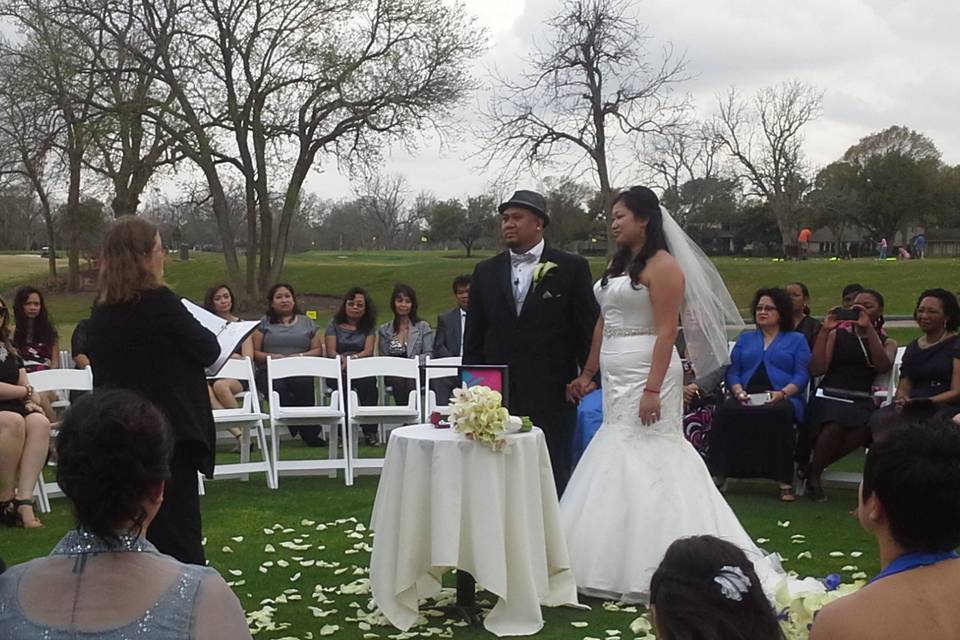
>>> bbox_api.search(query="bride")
[561,186,784,602]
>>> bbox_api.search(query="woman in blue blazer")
[709,287,811,501]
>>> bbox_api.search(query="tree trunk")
[66,146,83,292]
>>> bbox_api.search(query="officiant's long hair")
[602,186,669,288]
[650,535,784,640]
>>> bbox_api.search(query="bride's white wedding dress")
[559,275,785,602]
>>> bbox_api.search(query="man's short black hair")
[452,274,471,293]
[862,419,960,552]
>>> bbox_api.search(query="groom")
[463,189,598,495]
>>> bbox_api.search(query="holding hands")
[565,372,597,403]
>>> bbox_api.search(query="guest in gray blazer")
[431,275,471,407]
[377,284,434,406]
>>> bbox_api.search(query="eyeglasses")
[755,305,779,313]
[0,307,7,317]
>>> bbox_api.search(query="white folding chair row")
[423,355,462,420]
[27,367,94,513]
[876,345,907,406]
[347,356,421,474]
[203,357,274,489]
[268,355,350,486]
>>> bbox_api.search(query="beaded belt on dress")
[603,326,656,337]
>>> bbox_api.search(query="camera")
[831,307,860,321]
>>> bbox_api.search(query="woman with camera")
[803,289,895,501]
[709,287,811,501]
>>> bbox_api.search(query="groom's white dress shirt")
[509,239,544,314]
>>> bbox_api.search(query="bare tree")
[641,121,723,228]
[0,59,61,275]
[712,80,823,252]
[479,0,689,250]
[355,173,426,249]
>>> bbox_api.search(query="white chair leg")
[256,420,276,490]
[343,420,354,486]
[34,478,51,513]
[197,473,206,496]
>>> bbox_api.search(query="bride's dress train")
[559,276,785,602]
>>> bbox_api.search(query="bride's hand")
[638,391,661,425]
[566,374,596,403]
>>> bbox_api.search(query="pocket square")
[542,291,561,299]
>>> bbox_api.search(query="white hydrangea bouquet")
[448,385,530,450]
[775,574,864,639]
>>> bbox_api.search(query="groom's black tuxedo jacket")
[463,246,598,416]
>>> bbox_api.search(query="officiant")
[87,216,220,565]
[463,190,598,494]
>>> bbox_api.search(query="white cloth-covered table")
[370,424,581,636]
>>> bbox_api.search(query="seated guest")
[431,274,471,407]
[13,286,59,420]
[12,286,60,372]
[679,331,728,462]
[810,421,960,640]
[803,289,896,502]
[841,283,864,309]
[786,281,821,348]
[0,389,253,638]
[252,283,325,446]
[710,287,811,501]
[378,284,434,406]
[0,294,51,529]
[325,287,379,446]
[872,288,960,440]
[650,535,782,640]
[204,283,255,451]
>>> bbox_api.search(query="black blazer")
[463,246,598,415]
[433,307,464,358]
[87,287,220,476]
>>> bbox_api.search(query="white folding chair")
[268,355,351,486]
[876,345,907,406]
[347,356,421,473]
[204,357,274,489]
[423,355,462,421]
[27,367,94,512]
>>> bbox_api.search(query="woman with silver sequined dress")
[560,188,784,603]
[0,390,251,639]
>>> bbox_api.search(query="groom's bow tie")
[510,252,537,266]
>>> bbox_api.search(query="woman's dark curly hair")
[56,389,173,543]
[601,186,669,288]
[650,535,784,640]
[914,288,960,332]
[752,287,794,333]
[333,287,376,335]
[13,285,58,347]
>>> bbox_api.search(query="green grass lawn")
[3,252,958,334]
[2,439,877,640]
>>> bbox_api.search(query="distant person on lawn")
[811,420,960,640]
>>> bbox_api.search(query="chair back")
[27,367,93,394]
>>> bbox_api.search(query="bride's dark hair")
[601,186,669,288]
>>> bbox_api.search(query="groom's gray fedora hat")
[498,190,549,227]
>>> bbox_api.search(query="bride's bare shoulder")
[647,250,679,270]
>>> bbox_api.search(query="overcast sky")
[306,0,960,202]
[5,1,958,204]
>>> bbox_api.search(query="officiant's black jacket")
[463,246,598,415]
[87,287,221,476]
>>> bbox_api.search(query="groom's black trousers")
[529,407,576,497]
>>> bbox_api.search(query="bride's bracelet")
[644,387,660,395]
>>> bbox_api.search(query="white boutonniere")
[533,261,558,286]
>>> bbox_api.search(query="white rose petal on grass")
[359,622,372,631]
[571,622,589,628]
[852,571,868,580]
[291,572,302,582]
[301,560,316,567]
[283,527,295,534]
[264,544,276,553]
[790,534,806,540]
[277,559,290,568]
[604,631,620,637]
[629,617,653,634]
[231,536,244,542]
[301,519,316,526]
[319,624,340,636]
[829,551,845,557]
[777,520,791,528]
[796,551,813,560]
[221,546,233,553]
[264,528,275,535]
[841,565,859,571]
[228,569,243,576]
[334,568,349,575]
[850,551,864,558]
[201,537,207,546]
[259,566,268,574]
[756,538,770,544]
